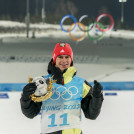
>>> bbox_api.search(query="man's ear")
[52,61,55,66]
[51,58,55,66]
[71,61,73,66]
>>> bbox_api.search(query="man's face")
[55,55,71,72]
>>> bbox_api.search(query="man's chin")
[60,65,67,69]
[60,67,68,72]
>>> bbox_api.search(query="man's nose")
[62,57,67,62]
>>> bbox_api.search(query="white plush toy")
[32,76,48,96]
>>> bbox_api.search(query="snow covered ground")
[0,91,134,134]
[0,20,134,134]
[1,20,134,39]
[0,62,134,134]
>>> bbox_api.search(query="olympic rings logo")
[50,86,78,100]
[60,13,114,41]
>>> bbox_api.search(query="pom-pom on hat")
[52,43,73,63]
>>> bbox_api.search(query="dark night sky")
[0,0,133,25]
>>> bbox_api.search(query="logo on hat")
[52,43,73,63]
[60,49,65,53]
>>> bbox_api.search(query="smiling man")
[20,42,104,134]
[53,43,73,71]
[55,55,71,72]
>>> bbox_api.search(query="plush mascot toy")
[28,76,56,102]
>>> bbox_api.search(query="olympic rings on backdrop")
[96,13,114,32]
[69,22,86,41]
[60,14,77,33]
[60,13,114,41]
[87,22,104,41]
[78,15,90,32]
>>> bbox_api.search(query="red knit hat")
[52,43,73,63]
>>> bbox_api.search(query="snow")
[0,20,134,134]
[0,62,134,134]
[0,91,134,134]
[0,62,134,83]
[1,20,134,39]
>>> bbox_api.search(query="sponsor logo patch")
[0,93,9,99]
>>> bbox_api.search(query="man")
[20,42,103,134]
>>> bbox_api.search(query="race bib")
[41,100,81,133]
[40,75,84,133]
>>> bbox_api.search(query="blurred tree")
[66,0,78,16]
[98,6,109,14]
[54,0,77,16]
[0,0,134,30]
[46,0,78,24]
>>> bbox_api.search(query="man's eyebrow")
[58,55,63,57]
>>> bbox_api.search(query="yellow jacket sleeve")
[83,82,91,98]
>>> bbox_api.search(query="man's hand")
[22,83,37,100]
[92,80,103,98]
